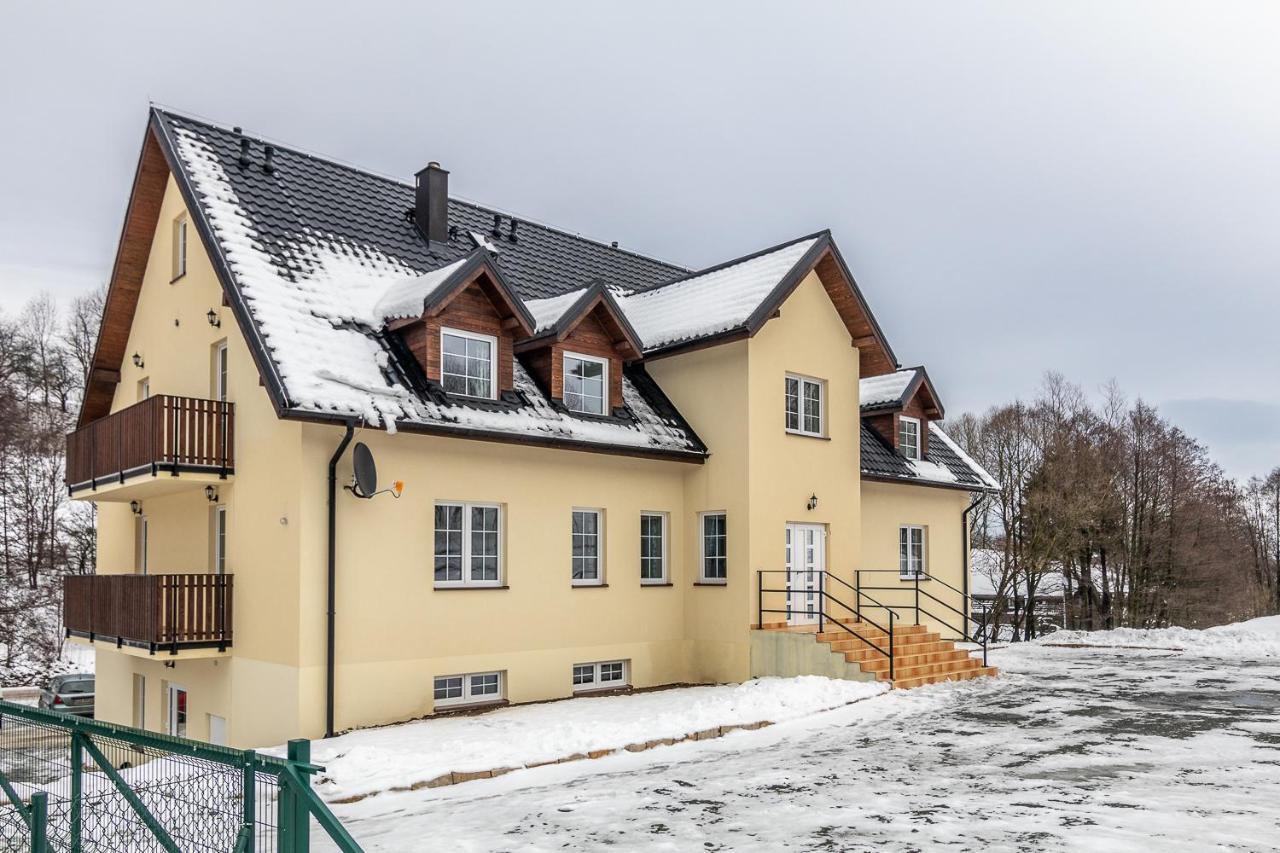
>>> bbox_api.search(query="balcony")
[63,573,234,656]
[65,395,234,501]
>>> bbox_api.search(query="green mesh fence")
[0,700,361,853]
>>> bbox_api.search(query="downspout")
[326,423,356,739]
[961,493,986,638]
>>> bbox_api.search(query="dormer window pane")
[440,329,496,399]
[899,417,921,460]
[564,352,607,415]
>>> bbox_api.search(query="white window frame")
[214,341,229,402]
[136,516,148,575]
[131,674,146,730]
[900,525,927,579]
[137,377,150,401]
[571,508,605,585]
[173,215,188,281]
[440,327,498,400]
[898,416,921,460]
[572,659,630,692]
[639,511,668,585]
[433,502,503,588]
[213,505,228,575]
[699,511,727,584]
[166,684,188,737]
[784,374,825,437]
[433,671,504,709]
[562,350,609,415]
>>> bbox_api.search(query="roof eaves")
[636,230,830,294]
[822,237,900,370]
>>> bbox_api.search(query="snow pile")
[524,287,588,333]
[371,255,471,323]
[859,369,916,408]
[619,237,819,349]
[294,676,885,802]
[1040,616,1280,657]
[929,422,1001,490]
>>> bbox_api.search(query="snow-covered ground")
[319,620,1280,852]
[288,677,886,803]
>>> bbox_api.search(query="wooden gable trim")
[811,244,898,378]
[421,254,536,338]
[77,126,171,426]
[515,284,644,362]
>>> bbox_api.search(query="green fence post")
[280,739,311,853]
[70,730,83,853]
[241,750,257,851]
[30,792,48,853]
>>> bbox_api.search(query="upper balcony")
[65,395,234,502]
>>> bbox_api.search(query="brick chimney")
[414,162,449,244]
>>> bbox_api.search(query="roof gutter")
[326,422,356,738]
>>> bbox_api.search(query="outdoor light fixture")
[207,308,221,328]
[129,500,142,516]
[204,485,219,503]
[807,494,818,511]
[131,352,144,368]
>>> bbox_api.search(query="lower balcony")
[63,573,233,658]
[65,395,234,502]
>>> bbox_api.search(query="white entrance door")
[785,524,826,625]
[167,685,188,737]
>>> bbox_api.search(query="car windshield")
[58,680,94,694]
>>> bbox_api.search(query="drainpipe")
[961,493,986,639]
[326,423,355,739]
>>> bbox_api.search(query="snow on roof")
[929,423,1000,490]
[524,288,589,334]
[860,369,917,409]
[618,237,820,350]
[372,256,471,323]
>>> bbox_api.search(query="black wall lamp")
[129,500,143,515]
[204,485,219,503]
[807,493,819,511]
[131,352,144,368]
[207,309,221,328]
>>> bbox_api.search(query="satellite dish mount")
[345,442,404,500]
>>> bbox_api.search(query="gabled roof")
[377,249,537,337]
[860,421,999,492]
[859,366,944,418]
[518,282,644,360]
[618,232,898,372]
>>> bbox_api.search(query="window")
[213,506,228,575]
[132,674,146,730]
[135,516,148,575]
[137,378,150,401]
[572,509,603,584]
[640,512,668,584]
[433,671,504,708]
[213,341,229,402]
[563,352,608,415]
[440,328,496,399]
[573,660,629,692]
[434,503,502,587]
[172,215,188,280]
[898,417,921,460]
[167,685,187,737]
[900,525,926,579]
[700,512,727,583]
[785,375,824,436]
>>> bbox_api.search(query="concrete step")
[878,658,984,682]
[892,666,1000,690]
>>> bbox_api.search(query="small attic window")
[899,417,921,460]
[440,328,497,400]
[171,214,188,281]
[564,352,607,415]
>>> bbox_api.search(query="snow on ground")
[1043,617,1280,657]
[319,620,1280,852]
[289,677,885,803]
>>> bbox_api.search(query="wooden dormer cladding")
[389,259,535,396]
[812,246,897,378]
[863,368,944,457]
[515,286,643,413]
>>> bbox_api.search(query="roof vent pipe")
[413,161,449,244]
[507,219,518,243]
[491,213,502,237]
[263,145,276,174]
[238,137,251,169]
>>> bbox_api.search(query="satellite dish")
[352,443,377,498]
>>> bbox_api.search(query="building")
[63,108,999,748]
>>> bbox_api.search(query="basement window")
[573,660,629,692]
[433,671,504,709]
[899,417,921,460]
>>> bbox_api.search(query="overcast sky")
[1,2,1276,479]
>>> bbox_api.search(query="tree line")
[0,289,102,685]
[954,373,1279,639]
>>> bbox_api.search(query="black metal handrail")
[757,570,897,680]
[854,569,990,666]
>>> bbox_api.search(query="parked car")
[39,674,95,717]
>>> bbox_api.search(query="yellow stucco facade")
[79,176,979,748]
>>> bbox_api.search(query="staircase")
[809,619,996,689]
[756,569,998,690]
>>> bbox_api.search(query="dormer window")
[440,328,496,399]
[899,416,921,460]
[563,351,607,415]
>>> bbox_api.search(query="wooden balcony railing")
[63,574,234,653]
[65,395,234,492]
